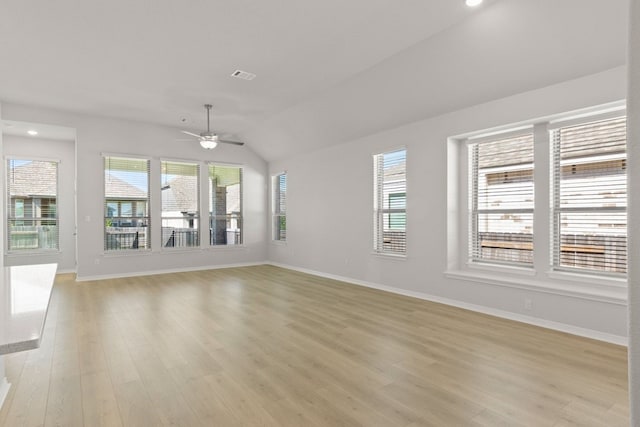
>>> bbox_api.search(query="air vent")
[231,70,256,81]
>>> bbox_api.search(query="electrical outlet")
[94,258,100,265]
[524,298,533,310]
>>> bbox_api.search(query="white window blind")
[104,156,150,251]
[552,116,627,274]
[161,160,200,248]
[7,159,59,252]
[209,165,243,245]
[373,149,406,254]
[273,173,287,241]
[469,133,534,265]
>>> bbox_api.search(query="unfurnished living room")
[0,0,639,426]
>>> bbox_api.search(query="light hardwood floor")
[0,265,629,426]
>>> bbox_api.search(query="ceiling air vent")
[231,70,256,81]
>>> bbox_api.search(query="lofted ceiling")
[0,0,628,161]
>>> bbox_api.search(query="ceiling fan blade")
[218,139,245,146]
[181,130,201,138]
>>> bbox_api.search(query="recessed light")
[231,70,257,81]
[27,130,38,136]
[466,0,483,6]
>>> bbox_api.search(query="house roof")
[8,161,57,198]
[104,173,148,200]
[161,174,242,214]
[162,175,198,213]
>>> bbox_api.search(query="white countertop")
[0,263,57,355]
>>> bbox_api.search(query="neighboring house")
[380,161,406,252]
[8,160,58,250]
[161,173,242,246]
[104,172,149,249]
[105,173,148,226]
[161,174,199,247]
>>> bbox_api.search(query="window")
[373,149,406,254]
[104,156,150,251]
[161,160,199,248]
[209,164,243,245]
[7,159,59,251]
[273,173,287,241]
[552,116,627,274]
[469,133,534,266]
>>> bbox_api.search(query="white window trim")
[159,159,201,251]
[103,155,152,252]
[5,157,61,254]
[467,132,535,268]
[448,102,628,298]
[272,171,287,243]
[208,164,244,247]
[372,147,407,257]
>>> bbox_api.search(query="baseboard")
[267,262,628,346]
[75,261,267,282]
[0,360,9,410]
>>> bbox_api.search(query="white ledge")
[445,269,626,305]
[370,252,407,260]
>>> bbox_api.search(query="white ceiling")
[2,120,76,141]
[0,0,628,161]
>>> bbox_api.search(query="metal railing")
[105,227,148,250]
[162,228,199,248]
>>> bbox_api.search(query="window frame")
[550,114,628,276]
[467,131,535,268]
[373,148,407,256]
[160,159,201,250]
[208,163,243,247]
[6,157,60,253]
[272,172,287,242]
[452,103,628,288]
[103,155,151,252]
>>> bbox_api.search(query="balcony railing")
[8,224,58,251]
[105,226,148,250]
[162,227,199,248]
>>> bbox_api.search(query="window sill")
[466,261,536,276]
[203,245,247,251]
[103,249,153,257]
[546,269,626,289]
[6,250,61,257]
[271,240,287,246]
[445,269,626,305]
[371,252,407,260]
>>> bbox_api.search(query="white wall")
[3,136,76,272]
[626,0,639,422]
[0,104,268,280]
[269,66,629,342]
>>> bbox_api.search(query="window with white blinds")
[273,173,287,241]
[104,156,150,251]
[469,133,534,266]
[374,149,406,254]
[161,160,200,248]
[552,116,627,274]
[209,164,243,246]
[7,159,59,252]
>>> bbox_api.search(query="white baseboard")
[0,357,10,410]
[267,262,628,346]
[75,261,267,282]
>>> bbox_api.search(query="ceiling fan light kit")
[200,136,218,150]
[181,104,244,149]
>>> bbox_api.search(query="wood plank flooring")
[0,265,629,426]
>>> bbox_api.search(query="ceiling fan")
[181,104,244,149]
